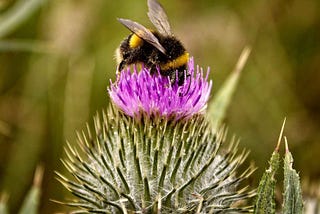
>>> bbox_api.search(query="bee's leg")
[117,60,126,73]
[147,51,161,75]
[149,65,157,74]
[166,70,176,85]
[116,60,126,82]
[177,71,185,86]
[148,58,160,75]
[177,66,191,86]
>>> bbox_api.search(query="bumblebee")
[115,0,189,85]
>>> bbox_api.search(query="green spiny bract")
[57,105,255,213]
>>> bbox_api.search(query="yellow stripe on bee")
[129,34,143,48]
[160,52,189,70]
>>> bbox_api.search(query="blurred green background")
[0,0,319,213]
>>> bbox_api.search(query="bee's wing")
[147,0,172,36]
[118,18,166,54]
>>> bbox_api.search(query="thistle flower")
[58,58,256,213]
[58,109,255,213]
[108,58,212,120]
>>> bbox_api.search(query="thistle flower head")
[58,109,256,213]
[108,58,212,120]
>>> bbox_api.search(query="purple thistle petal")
[108,57,213,120]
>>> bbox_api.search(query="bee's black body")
[116,0,189,86]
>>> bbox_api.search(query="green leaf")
[254,119,285,214]
[208,47,251,131]
[254,151,280,214]
[282,137,303,214]
[0,0,46,38]
[18,166,43,214]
